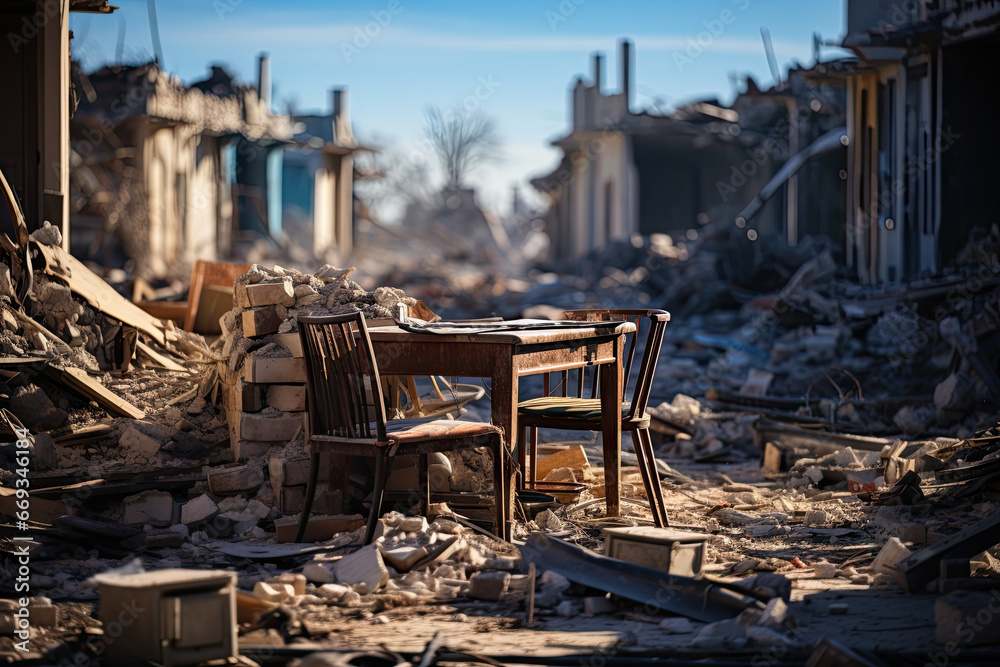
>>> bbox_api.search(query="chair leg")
[418,453,430,517]
[364,450,391,545]
[517,424,527,490]
[637,428,669,527]
[294,451,321,543]
[528,426,539,489]
[491,442,510,541]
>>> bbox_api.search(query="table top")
[366,320,636,345]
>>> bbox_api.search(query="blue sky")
[71,0,848,217]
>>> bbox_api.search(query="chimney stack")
[592,52,603,93]
[619,38,633,113]
[257,52,271,112]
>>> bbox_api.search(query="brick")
[270,333,303,357]
[242,307,283,337]
[244,356,306,383]
[468,571,510,601]
[332,545,389,593]
[27,604,58,627]
[245,280,296,307]
[266,384,306,412]
[234,282,251,309]
[240,413,303,442]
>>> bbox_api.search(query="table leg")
[600,334,623,517]
[491,353,517,541]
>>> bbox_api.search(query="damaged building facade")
[532,39,847,262]
[69,54,359,279]
[840,0,1000,284]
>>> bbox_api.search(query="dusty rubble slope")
[2,220,1000,664]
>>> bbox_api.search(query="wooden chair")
[295,311,510,544]
[517,309,671,527]
[184,260,252,333]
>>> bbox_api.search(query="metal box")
[602,526,711,578]
[94,568,236,666]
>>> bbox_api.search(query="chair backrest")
[297,311,388,442]
[563,309,670,419]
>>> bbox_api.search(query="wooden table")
[366,321,636,539]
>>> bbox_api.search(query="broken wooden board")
[0,487,74,524]
[42,364,145,419]
[895,512,1000,593]
[33,241,167,345]
[0,167,28,246]
[135,340,187,373]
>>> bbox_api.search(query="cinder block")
[245,281,296,308]
[240,413,303,442]
[241,382,263,412]
[270,333,303,358]
[244,356,306,383]
[266,384,306,412]
[269,456,312,490]
[469,571,510,601]
[242,307,283,338]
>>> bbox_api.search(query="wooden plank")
[0,166,28,245]
[0,487,74,524]
[135,340,188,373]
[43,364,145,419]
[33,242,167,345]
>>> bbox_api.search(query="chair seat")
[384,418,500,445]
[518,396,631,421]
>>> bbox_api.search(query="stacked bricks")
[217,263,416,512]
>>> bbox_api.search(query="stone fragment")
[870,537,913,575]
[332,545,389,592]
[268,573,306,596]
[555,600,582,617]
[122,490,175,526]
[468,571,510,601]
[302,562,335,584]
[253,581,295,603]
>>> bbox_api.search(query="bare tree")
[422,105,501,188]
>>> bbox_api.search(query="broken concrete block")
[244,356,307,383]
[804,510,827,526]
[240,412,303,442]
[380,546,429,572]
[468,571,510,601]
[583,595,617,616]
[270,332,304,357]
[397,516,428,533]
[935,590,1000,646]
[870,537,913,576]
[243,307,283,338]
[269,456,311,489]
[555,600,582,617]
[123,490,175,526]
[181,494,218,525]
[120,425,161,458]
[277,485,306,513]
[332,545,388,592]
[233,440,273,461]
[253,581,295,603]
[316,583,350,601]
[812,562,838,579]
[302,562,335,584]
[268,573,306,596]
[934,371,976,425]
[207,463,264,495]
[266,384,307,412]
[245,280,296,308]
